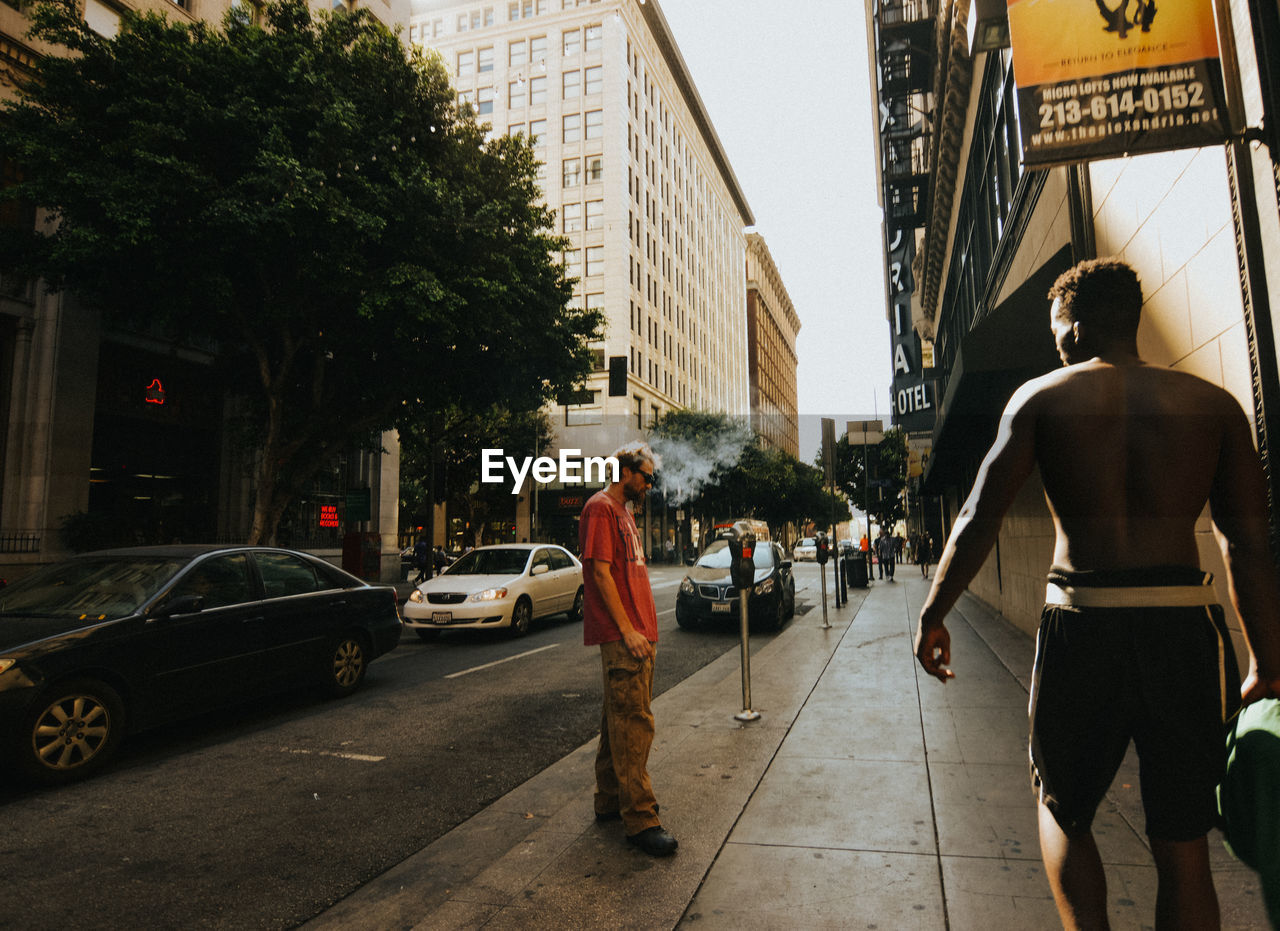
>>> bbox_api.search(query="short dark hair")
[1047,258,1142,339]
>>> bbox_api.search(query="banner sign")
[1006,0,1229,166]
[884,230,936,433]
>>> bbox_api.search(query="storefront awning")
[923,246,1073,493]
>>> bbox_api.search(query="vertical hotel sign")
[1006,0,1228,166]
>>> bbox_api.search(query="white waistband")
[1045,581,1217,608]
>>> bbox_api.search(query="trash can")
[844,551,868,588]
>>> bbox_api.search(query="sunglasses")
[636,469,655,486]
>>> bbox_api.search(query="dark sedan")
[0,545,401,785]
[675,539,796,632]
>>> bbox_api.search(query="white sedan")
[402,543,583,640]
[792,537,818,561]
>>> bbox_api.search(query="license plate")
[431,612,452,624]
[711,602,732,613]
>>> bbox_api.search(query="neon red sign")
[319,505,340,528]
[145,379,166,405]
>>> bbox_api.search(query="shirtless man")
[914,258,1280,930]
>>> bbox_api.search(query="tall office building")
[745,233,800,458]
[410,0,755,546]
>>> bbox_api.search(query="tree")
[828,426,910,532]
[647,411,845,545]
[399,404,552,549]
[0,0,600,543]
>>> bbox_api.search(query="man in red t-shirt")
[579,441,677,857]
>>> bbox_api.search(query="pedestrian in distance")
[876,529,897,581]
[579,441,677,857]
[917,534,933,579]
[914,257,1280,930]
[432,544,448,575]
[412,536,430,585]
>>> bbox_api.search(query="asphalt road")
[0,562,827,930]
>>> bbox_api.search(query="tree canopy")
[827,426,910,533]
[648,410,844,543]
[0,0,600,542]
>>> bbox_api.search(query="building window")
[509,80,526,109]
[586,292,604,318]
[477,86,494,115]
[471,10,481,29]
[528,75,547,105]
[457,50,475,78]
[529,119,546,146]
[484,6,494,25]
[586,245,603,276]
[563,28,580,56]
[563,70,580,99]
[564,248,582,278]
[458,13,469,31]
[586,155,603,182]
[563,113,581,143]
[563,202,582,232]
[529,35,547,62]
[585,199,603,230]
[584,109,603,139]
[584,23,602,51]
[508,122,526,137]
[563,158,581,187]
[509,38,527,67]
[458,89,476,110]
[507,1,519,20]
[584,65,602,95]
[477,47,494,73]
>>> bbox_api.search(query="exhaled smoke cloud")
[647,418,754,507]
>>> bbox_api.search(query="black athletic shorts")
[1028,566,1241,841]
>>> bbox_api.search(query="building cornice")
[640,0,754,226]
[745,232,801,338]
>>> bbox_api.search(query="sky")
[655,0,892,461]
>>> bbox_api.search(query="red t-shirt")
[579,489,659,645]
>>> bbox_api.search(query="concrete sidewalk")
[310,574,1269,929]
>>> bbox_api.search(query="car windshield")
[444,548,531,576]
[797,538,816,547]
[695,540,776,570]
[0,556,188,620]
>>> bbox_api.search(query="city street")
[1,562,827,930]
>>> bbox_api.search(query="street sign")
[847,420,884,445]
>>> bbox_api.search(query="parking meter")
[816,532,831,627]
[726,522,761,722]
[727,522,757,592]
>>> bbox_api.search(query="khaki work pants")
[594,639,661,834]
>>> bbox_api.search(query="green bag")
[1219,698,1280,928]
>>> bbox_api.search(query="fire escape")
[875,0,935,234]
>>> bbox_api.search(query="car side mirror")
[531,564,550,576]
[154,594,205,618]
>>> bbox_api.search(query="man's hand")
[622,627,655,662]
[914,620,955,683]
[1240,660,1280,705]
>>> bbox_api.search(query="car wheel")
[324,633,369,698]
[15,679,125,786]
[786,583,796,619]
[569,587,584,623]
[772,596,787,631]
[510,597,533,637]
[415,628,440,642]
